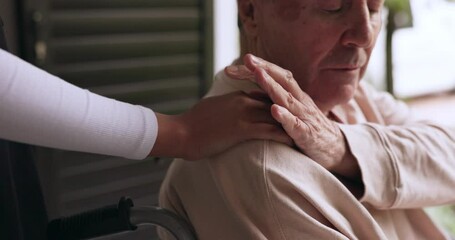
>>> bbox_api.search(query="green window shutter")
[34,0,212,113]
[21,0,213,222]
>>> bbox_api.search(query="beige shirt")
[160,71,455,239]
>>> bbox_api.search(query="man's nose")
[340,3,376,48]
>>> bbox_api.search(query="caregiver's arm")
[0,49,291,160]
[151,91,292,160]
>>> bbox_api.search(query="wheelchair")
[47,196,196,240]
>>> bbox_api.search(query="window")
[366,0,455,98]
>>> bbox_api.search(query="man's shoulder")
[211,139,307,162]
[170,140,269,179]
[164,139,327,198]
[168,140,309,180]
[160,140,330,239]
[207,140,316,177]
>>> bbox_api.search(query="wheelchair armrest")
[130,206,196,240]
[47,197,196,240]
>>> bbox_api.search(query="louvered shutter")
[21,0,213,221]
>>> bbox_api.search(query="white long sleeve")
[0,49,158,159]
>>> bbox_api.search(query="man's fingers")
[256,68,304,117]
[244,54,307,101]
[271,104,308,144]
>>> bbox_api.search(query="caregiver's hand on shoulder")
[151,91,292,161]
[225,54,359,179]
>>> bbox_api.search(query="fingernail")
[275,105,286,115]
[225,65,239,73]
[250,55,261,65]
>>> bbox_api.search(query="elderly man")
[159,0,455,239]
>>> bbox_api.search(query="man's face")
[250,0,384,110]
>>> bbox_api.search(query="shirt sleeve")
[339,84,455,209]
[0,49,158,159]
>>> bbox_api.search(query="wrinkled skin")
[227,0,385,178]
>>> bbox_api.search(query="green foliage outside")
[426,206,455,236]
[385,0,412,12]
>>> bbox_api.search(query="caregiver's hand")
[225,54,359,179]
[151,91,293,161]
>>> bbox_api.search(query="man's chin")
[337,83,358,102]
[313,84,358,111]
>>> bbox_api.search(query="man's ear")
[238,0,259,36]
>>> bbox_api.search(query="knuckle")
[294,117,300,127]
[285,70,294,82]
[309,105,320,116]
[286,92,295,106]
[293,116,302,130]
